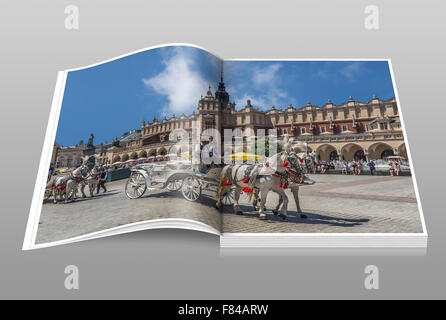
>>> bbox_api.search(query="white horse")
[253,152,315,218]
[77,165,100,198]
[51,165,86,203]
[216,147,295,220]
[216,136,316,220]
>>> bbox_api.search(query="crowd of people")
[315,158,409,176]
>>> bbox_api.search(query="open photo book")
[23,44,427,250]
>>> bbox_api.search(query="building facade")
[53,142,88,168]
[54,76,407,168]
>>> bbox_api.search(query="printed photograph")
[33,45,424,247]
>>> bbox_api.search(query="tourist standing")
[352,161,358,175]
[97,166,108,194]
[368,159,376,175]
[357,160,363,175]
[48,163,55,182]
[395,162,401,176]
[341,162,348,175]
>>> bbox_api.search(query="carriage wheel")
[166,179,183,191]
[181,176,201,201]
[221,189,234,205]
[125,172,147,199]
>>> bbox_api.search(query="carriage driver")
[201,136,220,171]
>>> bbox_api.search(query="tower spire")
[206,84,213,97]
[215,71,229,103]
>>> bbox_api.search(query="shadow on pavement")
[142,191,369,228]
[142,190,219,208]
[43,190,120,204]
[225,205,369,228]
[44,187,368,229]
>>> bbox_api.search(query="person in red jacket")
[96,166,108,194]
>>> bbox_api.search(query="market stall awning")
[227,152,265,161]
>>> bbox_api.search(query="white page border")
[22,43,427,250]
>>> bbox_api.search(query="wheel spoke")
[126,172,146,199]
[181,176,201,201]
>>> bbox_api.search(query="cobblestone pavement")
[36,174,423,244]
[222,174,423,234]
[36,179,223,244]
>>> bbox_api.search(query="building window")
[321,126,326,133]
[301,127,306,134]
[380,122,388,130]
[342,125,348,132]
[205,119,215,130]
[283,129,288,135]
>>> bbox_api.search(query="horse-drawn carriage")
[45,156,103,203]
[124,160,234,204]
[125,137,316,220]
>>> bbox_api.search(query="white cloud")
[252,64,282,87]
[316,62,364,81]
[143,49,208,115]
[235,92,289,110]
[340,62,363,80]
[234,63,290,110]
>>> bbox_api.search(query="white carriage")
[124,160,233,204]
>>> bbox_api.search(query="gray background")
[0,0,444,299]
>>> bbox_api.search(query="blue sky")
[224,60,394,110]
[56,45,395,146]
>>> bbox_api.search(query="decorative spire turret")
[206,84,213,97]
[215,71,229,104]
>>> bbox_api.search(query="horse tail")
[216,165,232,199]
[216,166,226,199]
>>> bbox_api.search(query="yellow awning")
[228,152,265,161]
[179,151,191,159]
[172,151,264,161]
